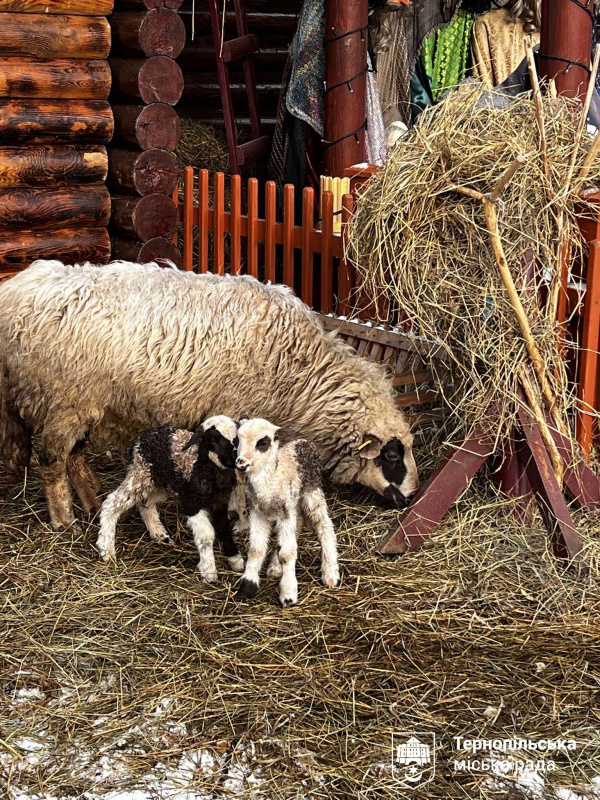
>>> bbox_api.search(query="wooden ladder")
[208,0,271,175]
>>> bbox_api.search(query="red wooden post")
[198,168,209,273]
[265,180,276,284]
[338,192,354,316]
[171,183,178,247]
[231,173,242,274]
[247,177,258,277]
[283,183,294,288]
[323,0,367,177]
[539,0,592,100]
[321,189,334,313]
[214,171,225,275]
[577,240,600,455]
[301,186,314,304]
[183,165,193,271]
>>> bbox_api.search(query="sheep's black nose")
[236,462,248,472]
[383,485,411,509]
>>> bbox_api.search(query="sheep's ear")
[275,427,300,445]
[357,434,382,459]
[238,414,250,424]
[182,428,205,451]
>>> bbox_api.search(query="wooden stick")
[519,365,564,483]
[488,154,526,202]
[575,128,600,191]
[526,46,550,189]
[446,183,484,201]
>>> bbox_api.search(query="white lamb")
[233,418,339,607]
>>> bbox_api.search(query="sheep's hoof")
[161,535,173,546]
[227,554,245,573]
[280,595,297,608]
[197,565,218,583]
[98,547,116,563]
[234,578,258,601]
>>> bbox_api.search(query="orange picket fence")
[174,167,356,315]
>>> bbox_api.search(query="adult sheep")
[0,260,418,530]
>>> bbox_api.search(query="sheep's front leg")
[187,510,218,583]
[276,511,298,607]
[234,509,271,601]
[302,489,340,588]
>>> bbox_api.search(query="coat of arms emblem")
[392,733,436,789]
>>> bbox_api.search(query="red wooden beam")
[323,0,367,177]
[539,0,593,99]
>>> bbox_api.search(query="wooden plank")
[265,179,276,283]
[301,186,314,305]
[230,173,242,274]
[183,165,193,271]
[0,99,113,144]
[516,402,586,565]
[1,0,114,13]
[577,239,600,455]
[198,168,209,272]
[0,14,111,59]
[282,182,294,288]
[377,422,495,554]
[0,226,110,266]
[548,410,600,510]
[0,185,110,230]
[393,369,433,387]
[0,145,107,188]
[0,57,111,100]
[214,170,225,275]
[247,176,258,277]
[395,389,438,408]
[321,188,334,313]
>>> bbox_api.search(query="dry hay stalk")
[347,84,600,446]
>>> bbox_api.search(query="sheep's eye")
[385,452,400,462]
[256,437,271,452]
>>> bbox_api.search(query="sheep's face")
[202,415,239,470]
[331,429,419,508]
[236,418,296,476]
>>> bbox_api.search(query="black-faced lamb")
[0,261,418,532]
[97,416,244,581]
[233,418,339,607]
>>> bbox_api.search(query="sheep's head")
[236,418,299,476]
[330,416,419,508]
[197,415,239,470]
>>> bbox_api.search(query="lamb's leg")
[212,506,244,573]
[187,509,218,583]
[275,511,299,607]
[67,438,102,514]
[228,482,249,533]
[138,490,171,545]
[266,550,282,579]
[301,489,340,588]
[97,471,140,561]
[234,509,271,601]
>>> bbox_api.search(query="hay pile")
[3,458,600,798]
[348,83,600,443]
[175,119,230,176]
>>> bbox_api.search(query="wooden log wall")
[109,0,183,264]
[0,4,114,270]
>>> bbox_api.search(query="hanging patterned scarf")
[421,9,476,101]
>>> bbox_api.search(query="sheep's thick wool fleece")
[0,261,408,468]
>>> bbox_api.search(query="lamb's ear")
[238,414,250,424]
[182,428,205,451]
[275,426,300,445]
[357,434,382,459]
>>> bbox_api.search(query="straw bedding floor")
[2,454,600,799]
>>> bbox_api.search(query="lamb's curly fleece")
[0,260,413,490]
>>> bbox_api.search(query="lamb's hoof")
[161,535,173,546]
[98,546,116,563]
[53,519,82,535]
[322,568,340,589]
[227,554,245,573]
[197,565,218,583]
[234,578,258,601]
[280,595,297,608]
